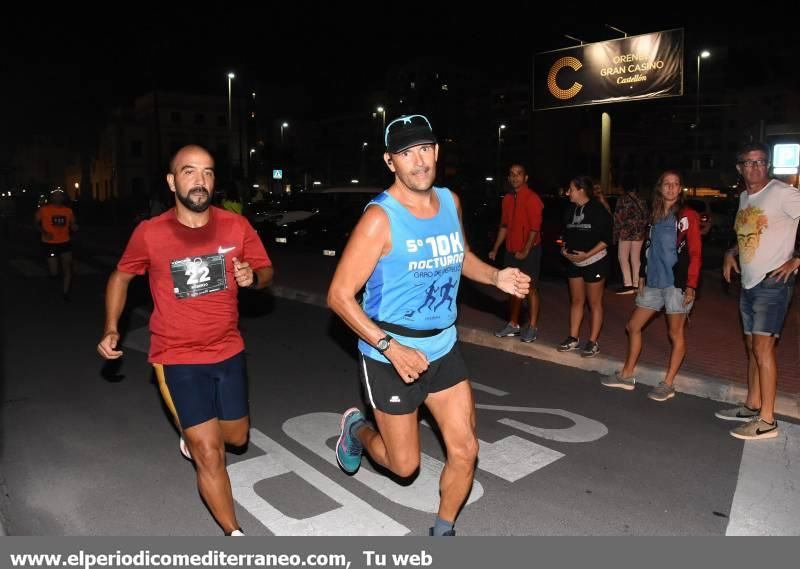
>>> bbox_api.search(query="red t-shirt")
[117,207,272,365]
[500,185,544,252]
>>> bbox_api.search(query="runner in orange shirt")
[35,188,78,300]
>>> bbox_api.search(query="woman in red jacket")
[602,170,702,401]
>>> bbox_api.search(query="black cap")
[385,114,437,153]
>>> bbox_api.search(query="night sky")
[1,17,794,143]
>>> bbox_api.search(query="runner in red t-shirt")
[96,145,273,536]
[489,164,544,342]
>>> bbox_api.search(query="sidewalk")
[72,225,800,419]
[264,248,799,419]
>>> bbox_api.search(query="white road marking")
[283,413,484,514]
[477,404,609,442]
[470,382,509,397]
[478,435,564,482]
[228,428,409,535]
[726,422,800,535]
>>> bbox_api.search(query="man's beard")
[177,187,211,212]
[402,167,435,192]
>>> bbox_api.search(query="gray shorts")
[635,285,694,314]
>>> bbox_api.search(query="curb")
[267,285,800,421]
[0,473,9,536]
[457,327,800,420]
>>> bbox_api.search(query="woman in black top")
[558,176,613,357]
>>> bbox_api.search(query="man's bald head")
[169,144,214,174]
[166,145,216,213]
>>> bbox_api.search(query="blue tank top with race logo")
[359,186,464,363]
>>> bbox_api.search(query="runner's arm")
[327,205,430,379]
[232,258,273,289]
[239,220,273,289]
[327,206,393,347]
[97,270,136,359]
[452,192,529,296]
[253,266,273,289]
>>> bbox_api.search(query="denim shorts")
[740,274,796,337]
[635,285,694,314]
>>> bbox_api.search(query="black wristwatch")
[375,335,393,353]
[247,271,259,290]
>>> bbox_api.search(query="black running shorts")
[42,241,72,257]
[359,343,469,415]
[566,255,609,283]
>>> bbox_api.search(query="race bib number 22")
[170,253,228,299]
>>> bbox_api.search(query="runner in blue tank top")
[328,115,530,536]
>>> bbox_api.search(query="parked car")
[257,186,382,255]
[247,195,290,226]
[685,197,738,245]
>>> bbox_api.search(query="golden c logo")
[547,56,583,100]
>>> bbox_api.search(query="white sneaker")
[227,529,245,536]
[179,437,192,460]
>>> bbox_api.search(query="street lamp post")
[360,142,368,181]
[280,122,289,145]
[377,106,386,133]
[497,124,506,180]
[694,50,710,171]
[227,72,235,175]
